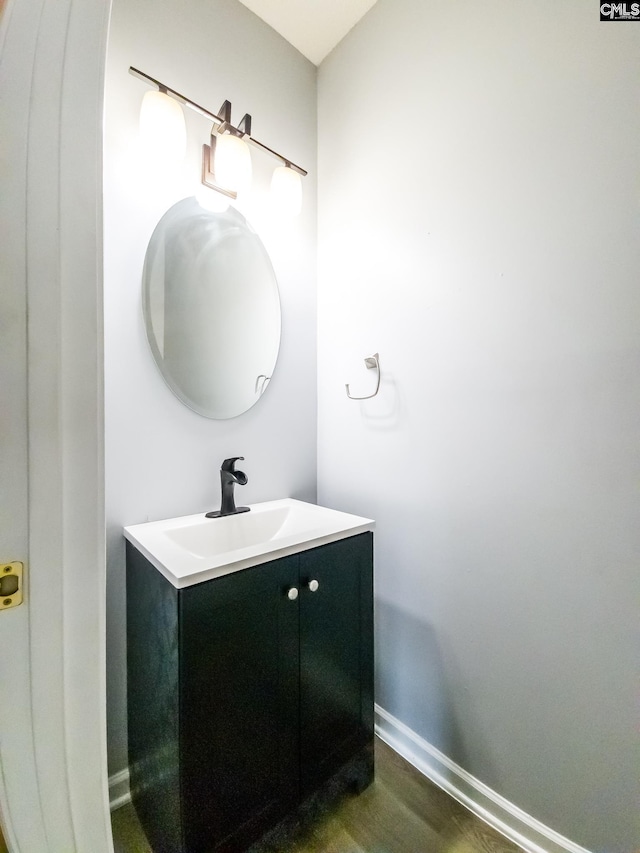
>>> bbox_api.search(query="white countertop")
[124,498,375,588]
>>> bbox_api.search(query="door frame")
[0,0,113,850]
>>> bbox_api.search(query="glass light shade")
[271,166,302,217]
[214,133,252,194]
[139,90,187,162]
[195,183,230,213]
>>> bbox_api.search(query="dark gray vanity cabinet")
[126,532,373,853]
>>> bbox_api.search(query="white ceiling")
[236,0,379,66]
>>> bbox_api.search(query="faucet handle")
[221,456,244,472]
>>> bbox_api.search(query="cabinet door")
[179,557,299,853]
[298,533,374,795]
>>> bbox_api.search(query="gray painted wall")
[104,0,317,777]
[317,2,640,851]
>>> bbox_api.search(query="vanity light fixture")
[139,88,187,162]
[271,165,303,217]
[130,66,307,211]
[200,99,253,198]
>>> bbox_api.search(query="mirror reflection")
[142,198,281,419]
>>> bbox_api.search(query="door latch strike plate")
[1,562,23,610]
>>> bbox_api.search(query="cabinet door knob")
[287,587,299,601]
[308,579,319,592]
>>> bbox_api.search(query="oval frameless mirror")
[142,198,281,419]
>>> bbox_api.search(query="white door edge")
[0,0,113,850]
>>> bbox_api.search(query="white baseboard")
[109,710,591,853]
[108,767,131,812]
[375,704,591,853]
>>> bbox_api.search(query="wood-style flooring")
[111,738,522,853]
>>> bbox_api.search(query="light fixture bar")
[130,67,221,124]
[129,66,307,177]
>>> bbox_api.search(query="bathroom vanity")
[125,500,374,853]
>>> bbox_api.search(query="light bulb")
[271,165,302,217]
[214,133,252,194]
[139,90,186,162]
[195,184,230,213]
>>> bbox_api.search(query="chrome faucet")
[206,457,250,518]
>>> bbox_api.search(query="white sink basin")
[124,499,374,588]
